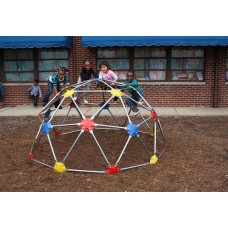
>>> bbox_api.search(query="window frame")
[133,47,167,81]
[37,48,69,82]
[0,48,69,83]
[96,46,206,82]
[170,46,205,81]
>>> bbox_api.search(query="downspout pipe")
[214,46,219,108]
[72,36,76,84]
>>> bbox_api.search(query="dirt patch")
[0,116,227,192]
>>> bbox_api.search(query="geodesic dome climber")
[29,78,167,174]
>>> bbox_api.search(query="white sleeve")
[111,71,118,82]
[99,72,103,79]
[77,75,82,84]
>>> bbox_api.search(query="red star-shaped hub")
[80,118,95,131]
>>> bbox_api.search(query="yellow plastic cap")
[63,89,75,98]
[150,155,158,165]
[54,162,66,172]
[110,89,123,97]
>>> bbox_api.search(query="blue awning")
[0,36,72,48]
[81,36,228,47]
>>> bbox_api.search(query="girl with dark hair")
[98,60,118,84]
[75,59,97,104]
[42,67,68,108]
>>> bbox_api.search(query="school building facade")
[0,36,228,107]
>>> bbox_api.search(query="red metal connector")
[106,164,121,174]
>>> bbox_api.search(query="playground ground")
[0,115,227,192]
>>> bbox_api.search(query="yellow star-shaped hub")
[63,89,75,98]
[110,89,123,97]
[54,162,66,172]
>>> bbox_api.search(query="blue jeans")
[43,81,60,105]
[126,87,144,112]
[75,76,90,100]
[30,94,39,107]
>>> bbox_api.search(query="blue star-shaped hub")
[99,101,110,110]
[42,121,52,134]
[127,123,138,136]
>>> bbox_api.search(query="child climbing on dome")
[42,67,69,109]
[98,60,118,88]
[75,59,97,104]
[118,71,144,116]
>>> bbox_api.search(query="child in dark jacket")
[27,79,42,108]
[75,60,97,104]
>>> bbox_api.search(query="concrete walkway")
[0,104,228,117]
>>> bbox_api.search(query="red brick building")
[0,36,228,107]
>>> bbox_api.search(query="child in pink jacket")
[98,60,118,85]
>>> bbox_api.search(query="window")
[97,48,130,80]
[38,49,69,81]
[134,47,166,80]
[4,49,34,82]
[226,49,228,80]
[2,48,69,82]
[171,47,204,81]
[98,47,205,82]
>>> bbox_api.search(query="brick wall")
[2,37,228,107]
[217,47,228,107]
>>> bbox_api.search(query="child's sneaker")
[84,99,88,104]
[138,99,143,105]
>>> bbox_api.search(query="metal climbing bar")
[29,78,167,174]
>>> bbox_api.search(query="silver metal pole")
[71,95,86,119]
[137,135,152,156]
[120,96,131,123]
[63,130,84,162]
[57,106,72,132]
[67,168,106,174]
[158,119,166,143]
[94,127,120,131]
[121,162,149,171]
[47,133,57,161]
[35,124,43,139]
[33,159,53,169]
[90,130,110,165]
[49,97,65,122]
[138,116,152,127]
[74,90,112,93]
[107,109,121,126]
[158,147,167,159]
[58,129,82,136]
[94,123,126,130]
[52,123,80,128]
[122,93,150,111]
[30,133,43,153]
[154,121,157,155]
[91,95,114,119]
[139,114,153,132]
[116,135,132,164]
[41,92,60,112]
